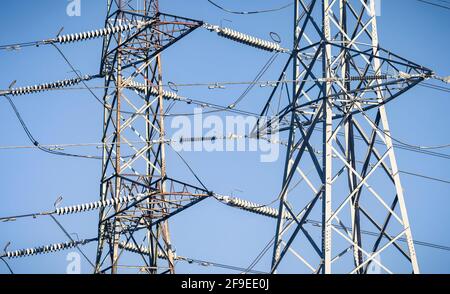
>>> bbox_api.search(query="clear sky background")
[0,0,449,274]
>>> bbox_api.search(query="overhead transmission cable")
[354,103,450,151]
[168,144,211,193]
[0,128,449,185]
[3,192,450,254]
[0,19,289,54]
[49,39,264,127]
[2,75,450,92]
[3,95,103,160]
[4,90,450,162]
[50,43,105,106]
[225,197,450,272]
[49,215,95,268]
[1,236,266,274]
[228,52,280,108]
[207,0,293,15]
[0,181,449,270]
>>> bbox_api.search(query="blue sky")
[0,0,449,274]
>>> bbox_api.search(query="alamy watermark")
[66,252,81,274]
[66,0,81,17]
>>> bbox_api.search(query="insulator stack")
[217,196,291,219]
[55,195,143,215]
[7,75,97,96]
[179,135,219,143]
[1,239,95,259]
[55,22,148,44]
[127,80,182,101]
[204,24,288,53]
[347,74,388,81]
[320,75,390,83]
[118,241,174,260]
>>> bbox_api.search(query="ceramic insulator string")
[1,239,96,258]
[54,22,150,44]
[5,75,100,97]
[216,195,291,219]
[55,195,144,215]
[127,80,182,101]
[203,24,288,53]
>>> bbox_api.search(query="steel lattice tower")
[0,0,442,275]
[94,0,206,274]
[254,0,433,273]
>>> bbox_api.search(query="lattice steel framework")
[253,0,433,274]
[94,0,206,274]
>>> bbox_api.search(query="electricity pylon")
[255,0,433,274]
[0,0,441,275]
[94,0,207,274]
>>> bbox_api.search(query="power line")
[0,40,46,51]
[400,170,450,185]
[217,198,450,273]
[0,257,14,274]
[4,77,449,92]
[0,129,449,186]
[50,43,105,106]
[0,21,147,51]
[345,128,450,160]
[0,140,167,151]
[229,52,280,108]
[168,143,211,192]
[207,0,293,15]
[355,103,450,151]
[304,220,450,252]
[4,191,450,272]
[46,42,276,118]
[417,0,450,10]
[420,81,450,93]
[178,256,267,274]
[49,215,95,269]
[3,101,450,191]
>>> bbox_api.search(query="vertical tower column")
[322,0,333,274]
